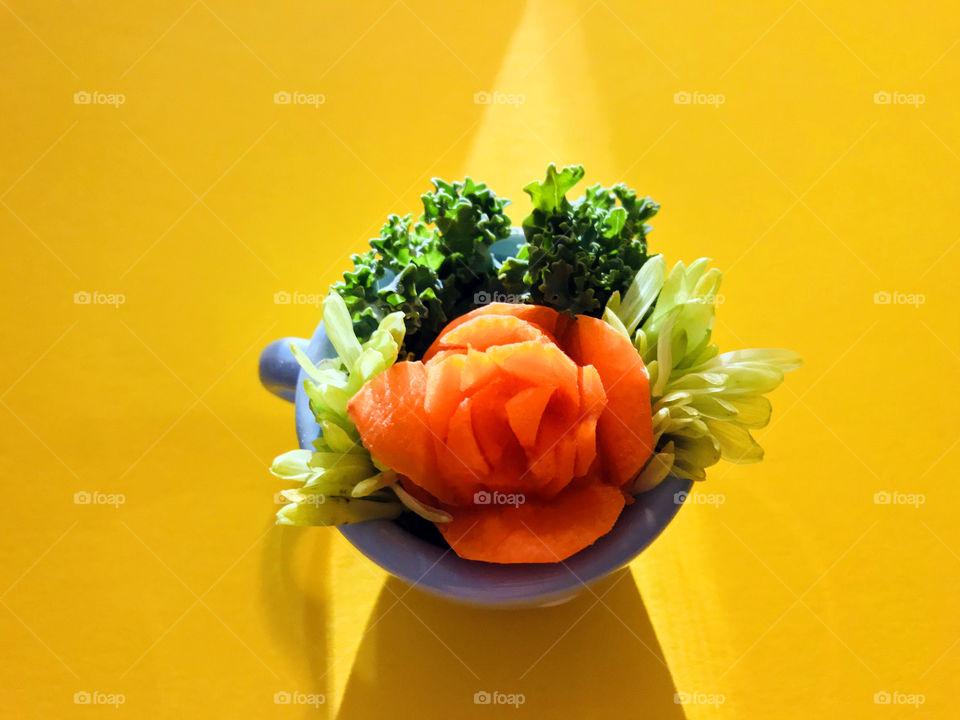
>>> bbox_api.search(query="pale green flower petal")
[605,256,800,491]
[687,395,738,421]
[713,348,803,372]
[304,382,351,417]
[302,464,374,493]
[693,267,722,301]
[392,483,452,523]
[321,292,362,367]
[352,470,398,498]
[605,289,622,316]
[726,395,773,429]
[270,295,411,526]
[277,496,402,526]
[715,365,784,395]
[653,307,681,396]
[673,434,721,468]
[619,255,666,334]
[601,306,631,340]
[683,257,712,293]
[705,420,764,463]
[633,328,649,357]
[307,452,372,471]
[632,441,675,494]
[270,450,316,480]
[291,343,335,386]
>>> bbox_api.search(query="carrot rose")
[346,303,655,563]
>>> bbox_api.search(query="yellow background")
[2,0,959,717]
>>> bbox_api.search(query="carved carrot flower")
[346,303,655,563]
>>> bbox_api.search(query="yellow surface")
[1,1,959,717]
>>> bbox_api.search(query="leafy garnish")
[333,178,511,358]
[500,163,659,316]
[271,293,405,525]
[605,257,802,490]
[271,292,458,526]
[523,164,585,219]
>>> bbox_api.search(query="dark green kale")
[499,164,659,316]
[333,165,658,357]
[333,178,511,357]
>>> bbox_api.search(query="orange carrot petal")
[346,362,434,481]
[438,480,627,564]
[423,303,563,360]
[505,385,556,449]
[445,398,490,476]
[561,315,654,486]
[439,314,549,352]
[423,354,466,439]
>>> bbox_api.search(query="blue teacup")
[258,235,690,607]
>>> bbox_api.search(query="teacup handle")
[259,337,310,402]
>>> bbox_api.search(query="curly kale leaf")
[333,178,511,357]
[499,163,659,316]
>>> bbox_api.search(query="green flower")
[605,256,801,490]
[270,292,451,526]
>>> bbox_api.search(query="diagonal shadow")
[336,569,684,719]
[260,523,333,713]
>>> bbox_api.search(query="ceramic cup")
[258,234,690,607]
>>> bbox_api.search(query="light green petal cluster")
[270,292,406,525]
[605,257,801,490]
